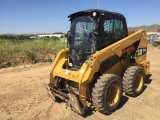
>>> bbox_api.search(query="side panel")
[50,48,69,85]
[105,59,133,78]
[135,32,150,74]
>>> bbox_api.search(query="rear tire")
[92,74,122,115]
[122,66,145,97]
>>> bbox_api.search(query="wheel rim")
[106,82,120,107]
[135,73,143,92]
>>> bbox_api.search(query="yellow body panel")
[50,30,150,106]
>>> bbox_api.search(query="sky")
[0,0,160,34]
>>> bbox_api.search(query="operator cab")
[67,9,128,69]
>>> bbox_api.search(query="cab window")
[103,19,124,42]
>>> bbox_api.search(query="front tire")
[122,66,145,97]
[92,74,122,115]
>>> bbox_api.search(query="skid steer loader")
[46,9,150,115]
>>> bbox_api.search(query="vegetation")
[1,23,159,69]
[0,34,31,41]
[0,36,67,68]
[129,24,160,32]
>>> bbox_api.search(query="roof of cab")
[68,9,124,18]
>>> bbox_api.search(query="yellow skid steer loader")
[46,9,150,115]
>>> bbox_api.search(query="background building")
[38,33,64,38]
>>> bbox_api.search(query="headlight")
[93,11,97,17]
[68,17,71,21]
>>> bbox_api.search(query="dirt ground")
[0,47,160,120]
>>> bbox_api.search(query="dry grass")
[0,38,66,68]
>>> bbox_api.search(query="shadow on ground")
[117,95,129,110]
[145,74,152,84]
[82,106,95,117]
[139,74,152,95]
[83,95,129,117]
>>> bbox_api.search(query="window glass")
[104,20,113,32]
[103,18,124,42]
[69,16,96,66]
[74,22,95,46]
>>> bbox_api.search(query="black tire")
[122,66,145,97]
[153,42,157,47]
[92,74,122,115]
